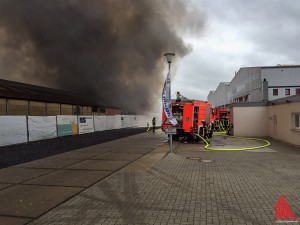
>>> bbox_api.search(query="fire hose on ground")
[196,132,271,151]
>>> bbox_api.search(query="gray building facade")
[208,65,300,107]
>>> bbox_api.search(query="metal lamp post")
[164,53,175,153]
[164,53,175,69]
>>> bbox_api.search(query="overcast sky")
[171,0,300,101]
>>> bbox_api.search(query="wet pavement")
[1,132,300,225]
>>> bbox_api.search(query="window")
[47,103,60,116]
[72,105,82,115]
[273,89,278,96]
[285,89,290,96]
[29,101,46,116]
[296,115,300,128]
[82,106,92,115]
[92,106,98,113]
[296,88,300,96]
[0,98,6,115]
[99,108,106,114]
[61,104,72,115]
[7,99,28,115]
[292,113,300,130]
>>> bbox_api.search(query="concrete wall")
[268,101,300,146]
[232,104,269,137]
[232,98,300,146]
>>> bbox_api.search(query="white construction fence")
[0,115,149,147]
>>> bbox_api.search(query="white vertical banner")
[162,71,178,125]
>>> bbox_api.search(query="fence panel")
[78,116,94,134]
[94,116,107,131]
[0,116,28,146]
[28,116,57,141]
[57,115,78,137]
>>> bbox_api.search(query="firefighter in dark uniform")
[209,121,214,138]
[224,117,230,134]
[152,117,156,133]
[201,120,210,144]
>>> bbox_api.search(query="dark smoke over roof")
[0,0,205,113]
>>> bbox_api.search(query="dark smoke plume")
[0,0,205,113]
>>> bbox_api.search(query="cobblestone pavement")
[29,135,300,225]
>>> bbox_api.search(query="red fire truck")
[161,99,213,142]
[212,107,230,132]
[213,108,230,122]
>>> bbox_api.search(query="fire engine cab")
[161,96,213,142]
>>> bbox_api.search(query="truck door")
[183,104,193,132]
[194,106,199,131]
[205,106,211,123]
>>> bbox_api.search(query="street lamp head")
[164,53,175,64]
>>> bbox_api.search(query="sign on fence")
[78,116,94,134]
[57,115,78,136]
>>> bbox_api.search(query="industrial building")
[0,78,122,116]
[207,82,229,108]
[0,78,149,147]
[208,65,300,107]
[207,65,300,147]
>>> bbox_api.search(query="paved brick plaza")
[26,133,300,225]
